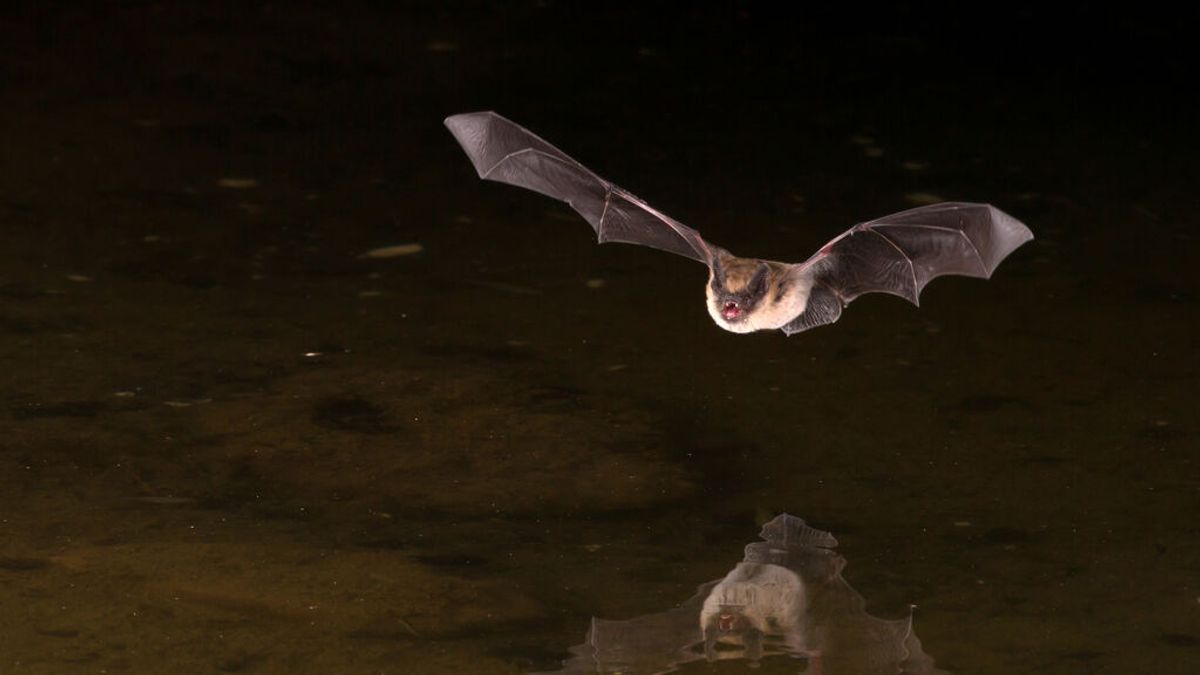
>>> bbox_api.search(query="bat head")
[702,607,764,661]
[707,257,771,332]
[711,606,753,635]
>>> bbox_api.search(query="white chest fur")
[700,562,808,636]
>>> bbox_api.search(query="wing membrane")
[445,111,712,262]
[810,202,1032,305]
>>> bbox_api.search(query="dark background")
[1,2,1197,674]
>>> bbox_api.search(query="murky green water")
[1,3,1196,674]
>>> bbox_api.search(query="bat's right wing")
[445,111,715,263]
[547,581,716,674]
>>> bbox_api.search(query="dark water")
[1,3,1196,673]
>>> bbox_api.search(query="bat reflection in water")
[546,514,947,675]
[446,112,1032,336]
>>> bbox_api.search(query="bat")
[445,111,1033,335]
[546,514,947,674]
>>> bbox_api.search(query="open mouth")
[721,301,743,320]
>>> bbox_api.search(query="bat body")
[700,561,810,659]
[546,514,946,674]
[445,111,1033,336]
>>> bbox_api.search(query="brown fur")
[719,257,762,293]
[707,255,815,333]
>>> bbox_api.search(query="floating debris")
[462,279,541,296]
[902,160,930,171]
[112,391,136,398]
[66,274,92,283]
[358,290,383,297]
[862,146,885,158]
[849,134,875,146]
[361,243,424,258]
[903,192,947,205]
[217,177,259,189]
[585,278,606,289]
[426,40,459,53]
[164,399,211,408]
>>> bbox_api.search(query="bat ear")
[710,257,725,290]
[751,263,770,295]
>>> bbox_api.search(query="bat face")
[703,606,756,643]
[707,256,814,333]
[702,608,766,662]
[708,257,769,326]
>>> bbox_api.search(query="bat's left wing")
[783,202,1033,335]
[445,111,715,263]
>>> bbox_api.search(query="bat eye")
[750,264,770,297]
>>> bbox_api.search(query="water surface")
[1,3,1196,673]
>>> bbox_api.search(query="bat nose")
[722,301,742,320]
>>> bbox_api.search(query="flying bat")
[546,514,947,674]
[445,111,1033,335]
